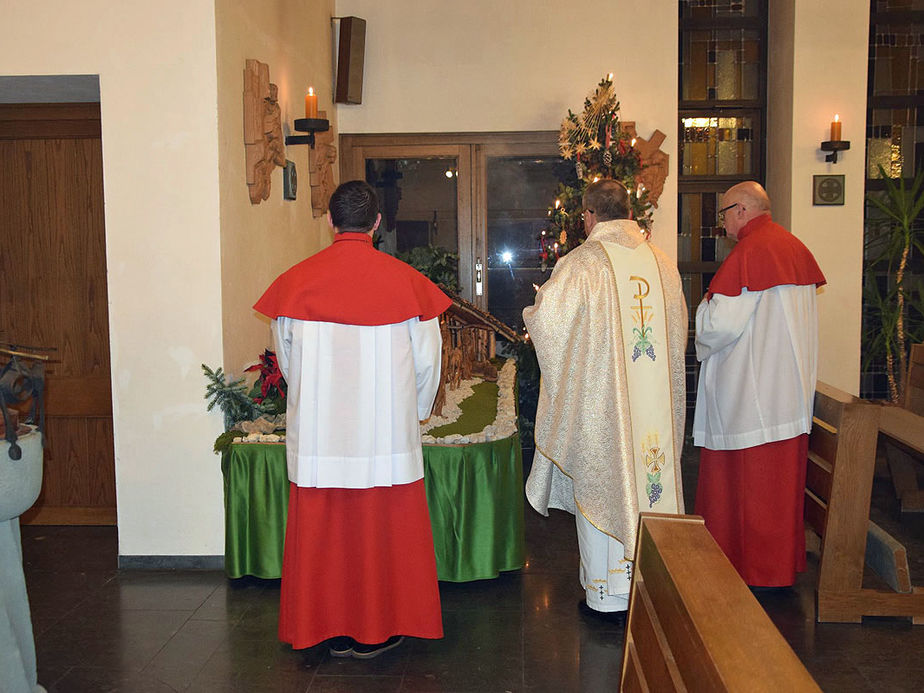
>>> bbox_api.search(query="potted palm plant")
[864,165,924,402]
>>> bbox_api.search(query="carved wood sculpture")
[622,122,669,209]
[309,110,338,218]
[460,328,474,381]
[243,59,286,204]
[448,348,463,390]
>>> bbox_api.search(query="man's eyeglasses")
[717,202,738,223]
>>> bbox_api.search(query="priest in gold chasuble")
[523,179,687,616]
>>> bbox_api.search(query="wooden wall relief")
[308,110,337,218]
[622,122,669,209]
[243,59,286,204]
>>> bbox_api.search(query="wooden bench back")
[804,382,881,619]
[904,343,924,416]
[620,514,820,692]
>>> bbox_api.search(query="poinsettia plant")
[245,349,287,415]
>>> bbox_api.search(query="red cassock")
[255,233,450,648]
[696,437,809,587]
[695,215,825,587]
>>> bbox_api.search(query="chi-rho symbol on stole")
[629,275,656,362]
[600,240,679,514]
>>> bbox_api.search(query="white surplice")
[693,284,819,451]
[272,316,442,489]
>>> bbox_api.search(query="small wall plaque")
[283,160,297,200]
[813,174,845,206]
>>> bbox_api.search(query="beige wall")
[0,1,225,555]
[768,0,869,395]
[334,0,680,258]
[216,0,337,372]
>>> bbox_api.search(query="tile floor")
[19,447,924,692]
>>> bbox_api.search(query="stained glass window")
[680,0,759,19]
[866,107,924,178]
[679,0,767,414]
[874,0,924,11]
[681,29,761,102]
[870,25,924,96]
[680,116,756,176]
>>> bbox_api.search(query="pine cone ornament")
[603,150,612,167]
[575,161,585,179]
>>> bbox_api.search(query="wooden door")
[0,103,115,525]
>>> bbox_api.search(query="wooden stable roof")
[439,286,521,344]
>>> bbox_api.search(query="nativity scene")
[2,2,923,691]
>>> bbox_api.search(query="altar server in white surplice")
[523,179,687,618]
[694,181,825,588]
[254,180,450,659]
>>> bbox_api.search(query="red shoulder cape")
[708,214,826,298]
[254,233,451,325]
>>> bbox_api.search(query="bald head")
[720,181,771,239]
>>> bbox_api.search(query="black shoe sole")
[352,636,404,659]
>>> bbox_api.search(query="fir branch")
[202,363,258,431]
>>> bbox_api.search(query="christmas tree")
[540,75,654,270]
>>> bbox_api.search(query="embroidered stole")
[601,241,679,514]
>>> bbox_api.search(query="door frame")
[339,132,558,307]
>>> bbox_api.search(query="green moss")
[426,381,499,438]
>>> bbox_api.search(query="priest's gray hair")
[583,179,630,221]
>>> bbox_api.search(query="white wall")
[768,0,869,395]
[1,1,226,556]
[334,0,680,258]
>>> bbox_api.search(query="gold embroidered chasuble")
[523,219,687,559]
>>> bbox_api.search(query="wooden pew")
[880,343,924,512]
[805,382,924,623]
[620,514,820,693]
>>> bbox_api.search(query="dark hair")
[328,180,379,232]
[582,179,630,221]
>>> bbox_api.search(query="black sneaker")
[328,636,356,658]
[351,635,404,659]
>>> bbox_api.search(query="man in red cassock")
[694,181,826,587]
[254,180,450,658]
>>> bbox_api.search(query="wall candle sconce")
[285,118,329,148]
[820,113,850,163]
[285,87,329,148]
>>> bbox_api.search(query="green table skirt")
[221,436,525,582]
[221,443,289,580]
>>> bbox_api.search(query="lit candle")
[830,114,841,142]
[305,87,318,119]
